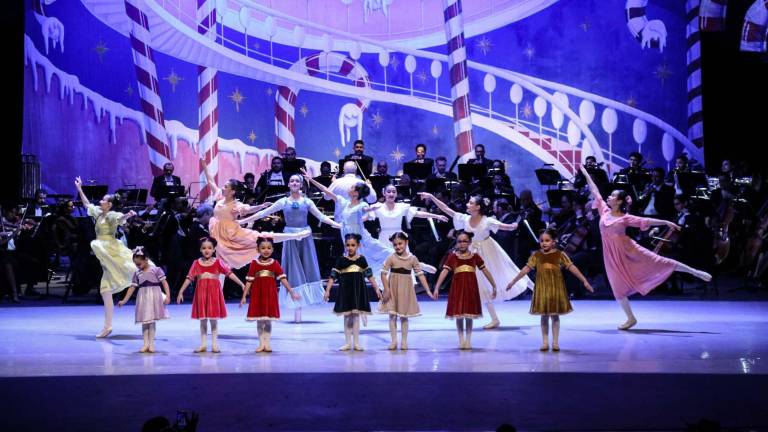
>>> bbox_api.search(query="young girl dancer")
[75,176,138,337]
[419,192,532,329]
[237,174,341,322]
[379,232,434,350]
[579,165,711,330]
[324,233,382,351]
[433,231,497,350]
[240,238,299,353]
[117,247,170,353]
[201,160,310,270]
[177,237,245,353]
[374,184,448,243]
[506,229,593,351]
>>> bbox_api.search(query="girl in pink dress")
[201,160,311,270]
[580,166,711,330]
[177,237,245,353]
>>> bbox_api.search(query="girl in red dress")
[433,231,498,350]
[240,238,300,353]
[177,237,245,353]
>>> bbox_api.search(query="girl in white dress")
[419,192,534,329]
[373,184,448,243]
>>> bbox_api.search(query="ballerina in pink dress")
[580,165,711,330]
[201,159,310,270]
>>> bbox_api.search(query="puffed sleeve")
[186,261,199,281]
[526,252,538,270]
[217,258,232,276]
[486,216,502,234]
[559,251,573,268]
[86,204,101,218]
[245,260,258,282]
[153,266,167,281]
[452,213,468,230]
[329,256,344,280]
[274,260,286,281]
[130,270,140,287]
[411,255,423,276]
[474,254,486,271]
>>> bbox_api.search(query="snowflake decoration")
[93,40,109,63]
[475,36,493,56]
[523,43,535,62]
[416,70,428,85]
[626,94,638,108]
[299,103,309,118]
[389,55,400,72]
[654,63,672,86]
[521,102,533,119]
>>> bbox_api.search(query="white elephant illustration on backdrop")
[339,103,363,148]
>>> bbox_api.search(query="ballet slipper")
[96,327,113,338]
[618,317,638,330]
[388,342,397,350]
[194,346,207,353]
[483,320,500,330]
[339,344,351,351]
[353,345,364,351]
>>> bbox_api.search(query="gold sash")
[339,264,367,274]
[454,265,476,274]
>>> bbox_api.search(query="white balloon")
[320,34,333,53]
[293,26,306,47]
[662,133,675,162]
[553,91,569,109]
[601,108,618,134]
[430,60,442,78]
[579,100,595,125]
[551,106,564,130]
[405,55,417,73]
[509,83,523,104]
[566,120,581,147]
[215,0,227,21]
[378,50,390,67]
[265,16,277,38]
[533,96,547,118]
[349,41,362,60]
[632,118,647,144]
[483,73,496,93]
[238,7,250,31]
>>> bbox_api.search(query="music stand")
[426,177,449,193]
[677,172,708,196]
[263,185,289,202]
[369,175,392,196]
[283,158,306,175]
[546,189,575,209]
[162,185,186,201]
[403,162,433,181]
[116,188,148,207]
[535,168,562,187]
[458,164,486,183]
[81,185,108,202]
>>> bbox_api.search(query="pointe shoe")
[400,342,408,351]
[339,344,351,351]
[255,345,265,353]
[353,345,364,351]
[464,342,472,350]
[211,346,221,353]
[699,271,713,282]
[139,346,149,353]
[263,345,272,353]
[194,346,207,353]
[539,345,549,352]
[96,327,113,338]
[388,343,397,350]
[483,320,500,330]
[147,347,156,354]
[552,345,560,352]
[618,318,638,330]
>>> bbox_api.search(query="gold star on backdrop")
[521,102,533,119]
[654,63,672,86]
[523,43,535,62]
[229,87,246,112]
[416,70,428,85]
[370,109,384,128]
[626,94,638,108]
[431,124,439,136]
[248,130,257,144]
[475,36,493,55]
[334,148,341,158]
[389,55,400,71]
[390,146,404,163]
[163,69,184,92]
[93,40,109,63]
[579,18,591,32]
[524,45,535,60]
[266,87,274,96]
[124,84,134,98]
[299,103,309,118]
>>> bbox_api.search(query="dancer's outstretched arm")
[418,192,457,219]
[566,264,594,293]
[238,200,282,225]
[301,168,338,202]
[74,177,91,208]
[413,210,449,223]
[505,266,531,291]
[579,165,603,202]
[200,158,222,198]
[433,268,451,299]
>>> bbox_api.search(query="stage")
[1,299,767,431]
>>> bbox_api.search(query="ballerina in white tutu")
[419,192,534,329]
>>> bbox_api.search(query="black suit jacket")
[150,175,181,201]
[466,158,493,168]
[256,170,291,195]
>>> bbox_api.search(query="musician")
[491,198,517,255]
[409,143,434,166]
[150,162,182,202]
[53,200,78,259]
[511,189,544,267]
[311,161,334,188]
[344,139,374,168]
[618,152,648,175]
[326,160,377,204]
[426,157,458,193]
[282,146,306,177]
[371,161,393,180]
[574,156,610,196]
[466,143,493,168]
[549,194,576,231]
[30,189,51,218]
[639,168,675,220]
[658,195,714,291]
[255,156,290,196]
[665,154,690,194]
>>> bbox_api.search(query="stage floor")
[1,299,766,377]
